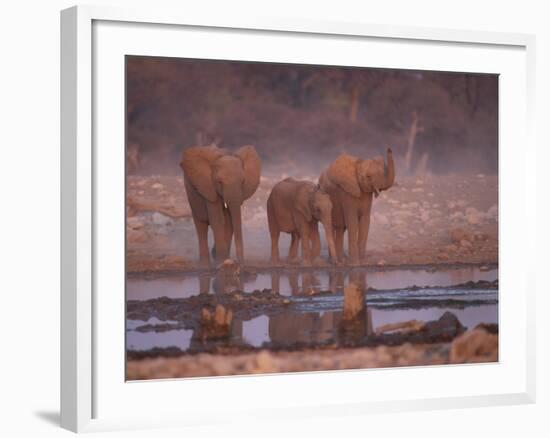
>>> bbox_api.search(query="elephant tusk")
[373,187,380,198]
[224,202,228,209]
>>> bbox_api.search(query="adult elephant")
[267,178,337,265]
[319,148,395,265]
[180,144,261,266]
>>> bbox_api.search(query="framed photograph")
[61,5,536,433]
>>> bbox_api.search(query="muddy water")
[126,266,498,353]
[127,266,498,300]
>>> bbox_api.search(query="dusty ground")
[127,326,498,380]
[126,173,498,273]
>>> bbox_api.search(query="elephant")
[267,178,337,266]
[319,148,395,265]
[180,144,261,266]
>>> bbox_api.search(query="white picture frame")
[60,4,536,433]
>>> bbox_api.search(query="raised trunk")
[228,202,244,262]
[382,148,395,190]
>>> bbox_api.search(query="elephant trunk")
[228,201,244,263]
[382,148,395,190]
[322,218,338,263]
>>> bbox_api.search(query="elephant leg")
[223,206,233,257]
[267,200,280,263]
[298,222,312,266]
[344,207,360,265]
[193,218,210,267]
[288,232,299,262]
[358,213,371,263]
[310,222,321,260]
[199,272,211,294]
[334,227,345,263]
[206,201,228,262]
[271,271,280,294]
[289,271,299,295]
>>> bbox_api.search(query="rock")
[449,328,498,363]
[450,211,464,221]
[199,304,233,340]
[152,212,173,226]
[127,229,148,244]
[377,259,387,266]
[460,239,472,249]
[217,259,240,276]
[127,217,144,230]
[342,283,365,321]
[201,307,212,322]
[450,228,471,245]
[473,232,488,241]
[161,255,187,267]
[475,323,498,334]
[421,311,465,342]
[487,205,498,220]
[375,320,425,335]
[151,183,164,190]
[214,304,233,326]
[420,211,430,222]
[444,244,458,252]
[255,350,276,373]
[375,213,389,226]
[479,265,490,272]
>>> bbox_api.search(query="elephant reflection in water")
[328,269,367,293]
[270,270,321,295]
[189,310,244,351]
[269,311,342,344]
[197,270,243,295]
[339,270,373,342]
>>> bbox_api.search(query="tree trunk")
[349,86,360,123]
[404,111,424,173]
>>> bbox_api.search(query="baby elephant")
[267,178,337,265]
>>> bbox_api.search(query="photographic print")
[125,56,498,380]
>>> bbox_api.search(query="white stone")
[152,212,173,226]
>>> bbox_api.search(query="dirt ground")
[126,173,498,273]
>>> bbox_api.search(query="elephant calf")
[180,144,261,266]
[267,178,337,265]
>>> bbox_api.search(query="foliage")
[126,56,498,175]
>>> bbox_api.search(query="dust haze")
[126,56,498,178]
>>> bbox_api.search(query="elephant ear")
[294,183,313,222]
[327,154,361,198]
[236,145,262,200]
[318,169,334,192]
[180,146,224,202]
[358,157,386,193]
